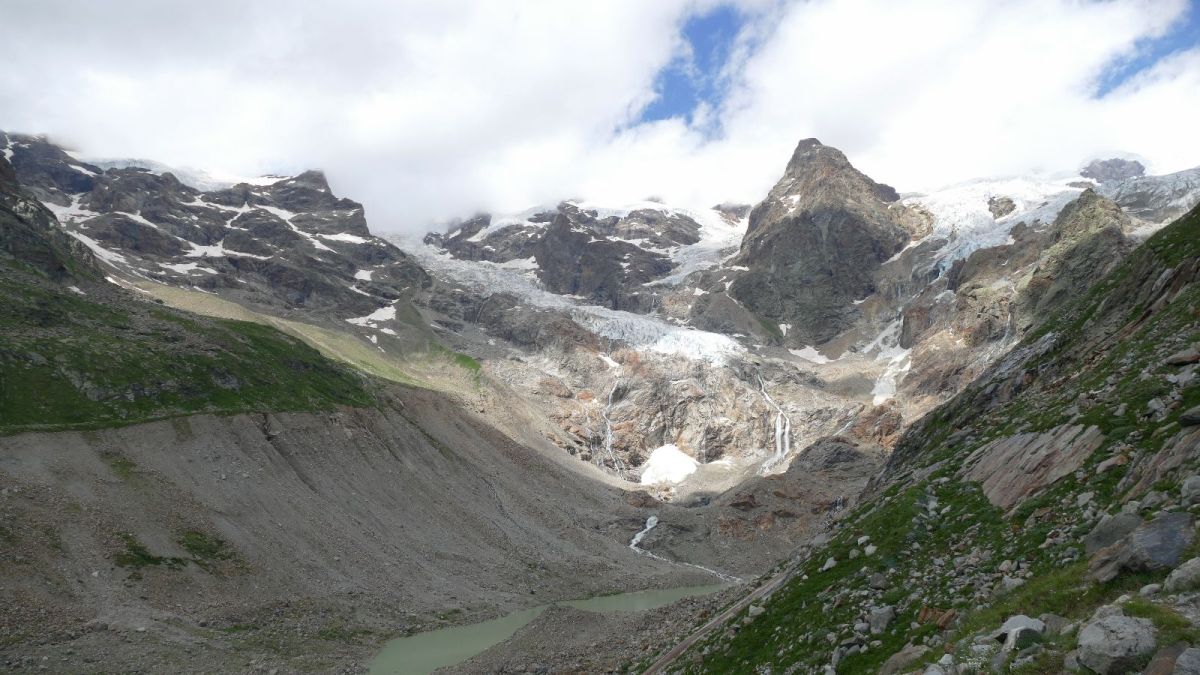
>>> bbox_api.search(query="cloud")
[1,0,1198,232]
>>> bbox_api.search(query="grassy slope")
[0,271,376,434]
[672,205,1200,673]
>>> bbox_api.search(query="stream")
[368,584,728,675]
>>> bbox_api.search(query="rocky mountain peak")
[775,138,900,209]
[1081,157,1145,183]
[725,138,911,345]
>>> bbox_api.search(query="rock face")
[1081,158,1146,184]
[962,424,1104,510]
[0,153,98,281]
[1099,165,1200,223]
[726,138,911,345]
[1076,612,1157,674]
[426,201,704,312]
[1013,189,1132,329]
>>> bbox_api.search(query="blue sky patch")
[1096,1,1199,96]
[639,4,746,125]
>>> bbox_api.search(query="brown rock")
[963,424,1104,510]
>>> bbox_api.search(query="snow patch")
[639,445,699,485]
[347,301,398,328]
[789,345,832,364]
[160,262,217,275]
[318,232,370,244]
[65,231,127,264]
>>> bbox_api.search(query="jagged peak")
[777,137,899,203]
[283,169,331,191]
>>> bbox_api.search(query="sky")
[2,0,1199,232]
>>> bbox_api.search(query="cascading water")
[600,381,625,473]
[628,515,740,583]
[756,373,791,472]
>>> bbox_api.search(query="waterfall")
[628,515,740,583]
[600,381,625,473]
[756,373,791,471]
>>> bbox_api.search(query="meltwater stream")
[369,517,739,674]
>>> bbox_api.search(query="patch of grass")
[1125,597,1200,646]
[100,452,137,480]
[178,530,234,562]
[316,620,375,643]
[429,342,481,374]
[112,533,186,569]
[0,275,378,436]
[756,317,784,342]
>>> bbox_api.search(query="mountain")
[722,138,914,346]
[665,199,1200,675]
[1,131,433,355]
[4,126,1200,673]
[0,145,732,672]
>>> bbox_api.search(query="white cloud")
[1,0,1197,233]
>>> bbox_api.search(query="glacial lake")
[368,583,728,675]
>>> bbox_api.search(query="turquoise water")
[369,584,727,675]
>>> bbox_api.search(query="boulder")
[1089,512,1195,583]
[1165,557,1200,593]
[1177,648,1200,674]
[1076,614,1157,674]
[993,615,1045,651]
[1166,347,1200,366]
[1183,476,1200,505]
[869,605,895,634]
[879,644,929,675]
[1182,405,1200,427]
[1084,513,1142,555]
[1144,642,1190,675]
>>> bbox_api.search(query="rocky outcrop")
[1081,158,1146,184]
[1100,165,1200,223]
[0,153,98,281]
[1014,189,1132,329]
[726,139,911,345]
[963,424,1104,510]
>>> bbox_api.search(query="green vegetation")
[178,530,235,563]
[429,342,481,374]
[113,533,186,569]
[100,452,137,480]
[0,273,377,435]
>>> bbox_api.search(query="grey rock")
[869,605,895,634]
[1165,557,1200,593]
[1182,476,1200,505]
[1085,513,1143,556]
[1081,158,1145,184]
[1182,405,1200,427]
[879,644,929,675]
[747,605,765,618]
[1166,347,1200,366]
[1089,511,1195,582]
[1176,648,1200,674]
[1076,614,1157,674]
